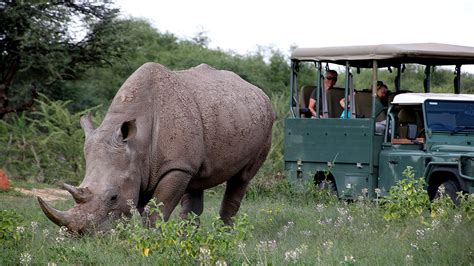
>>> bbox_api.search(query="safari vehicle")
[284,43,474,201]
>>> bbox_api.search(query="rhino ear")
[119,120,137,142]
[80,113,94,138]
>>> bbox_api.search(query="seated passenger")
[339,81,388,118]
[308,70,338,118]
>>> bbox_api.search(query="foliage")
[114,199,252,264]
[0,209,25,242]
[1,186,473,265]
[458,192,474,220]
[381,166,431,221]
[0,1,128,118]
[0,94,100,184]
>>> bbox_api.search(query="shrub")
[381,166,430,221]
[115,200,252,264]
[0,209,27,244]
[0,94,101,184]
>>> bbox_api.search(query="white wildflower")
[323,240,333,252]
[238,242,246,249]
[256,240,277,251]
[431,219,440,228]
[215,260,227,266]
[19,252,32,265]
[285,250,299,262]
[315,203,325,212]
[58,226,68,236]
[143,205,150,214]
[343,255,356,263]
[300,230,312,236]
[126,199,134,207]
[361,188,368,195]
[56,236,65,244]
[454,214,462,225]
[410,243,418,250]
[335,216,345,227]
[357,195,364,201]
[374,188,382,196]
[16,226,25,234]
[337,207,348,216]
[405,254,413,261]
[43,229,50,237]
[284,244,307,263]
[30,221,38,232]
[347,215,354,223]
[198,246,211,262]
[437,185,446,195]
[415,229,425,239]
[436,208,446,217]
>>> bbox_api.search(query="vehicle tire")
[434,179,461,205]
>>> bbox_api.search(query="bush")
[115,199,252,264]
[0,94,101,184]
[381,166,430,221]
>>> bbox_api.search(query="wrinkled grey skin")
[38,63,274,233]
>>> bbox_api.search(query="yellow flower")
[143,248,150,257]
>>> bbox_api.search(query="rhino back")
[176,64,274,183]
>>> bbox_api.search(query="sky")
[114,0,474,71]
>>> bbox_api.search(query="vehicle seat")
[397,108,417,139]
[327,87,345,118]
[354,91,372,118]
[299,85,315,118]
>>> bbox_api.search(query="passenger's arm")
[308,98,317,117]
[339,97,346,108]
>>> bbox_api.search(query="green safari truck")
[284,43,474,201]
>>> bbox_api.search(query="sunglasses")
[325,76,337,81]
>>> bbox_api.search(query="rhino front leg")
[179,190,204,219]
[149,170,191,223]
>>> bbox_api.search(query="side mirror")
[407,123,417,140]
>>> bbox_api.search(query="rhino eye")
[110,195,118,201]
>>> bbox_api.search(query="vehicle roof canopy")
[291,43,474,68]
[392,93,474,105]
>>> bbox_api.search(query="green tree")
[0,1,128,119]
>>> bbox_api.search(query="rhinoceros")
[38,62,274,233]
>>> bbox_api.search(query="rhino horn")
[37,197,72,227]
[80,113,94,138]
[62,183,92,204]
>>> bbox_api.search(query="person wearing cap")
[308,70,338,118]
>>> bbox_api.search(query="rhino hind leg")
[149,170,191,223]
[219,176,250,225]
[179,190,204,220]
[220,138,272,225]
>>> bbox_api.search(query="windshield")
[425,100,474,133]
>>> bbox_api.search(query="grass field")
[1,179,473,265]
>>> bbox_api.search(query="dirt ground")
[14,187,70,202]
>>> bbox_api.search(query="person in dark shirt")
[308,70,338,117]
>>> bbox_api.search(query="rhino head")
[38,114,143,233]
